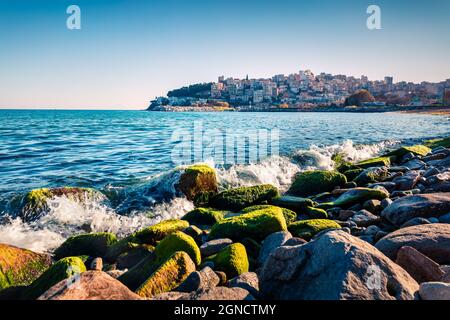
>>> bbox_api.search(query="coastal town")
[148,70,450,112]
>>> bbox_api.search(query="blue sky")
[0,0,449,109]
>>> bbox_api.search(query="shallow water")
[0,109,448,252]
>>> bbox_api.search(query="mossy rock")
[23,257,86,300]
[182,208,225,226]
[135,251,195,298]
[117,244,154,270]
[118,231,201,290]
[332,187,389,208]
[353,167,389,186]
[204,243,249,278]
[343,168,364,181]
[20,187,106,222]
[270,196,316,213]
[209,184,280,212]
[241,205,297,225]
[208,207,287,241]
[153,231,201,266]
[357,156,394,169]
[288,170,347,197]
[383,145,431,158]
[0,244,52,291]
[304,206,328,219]
[54,232,117,260]
[106,219,189,261]
[288,219,341,240]
[177,164,218,201]
[425,137,450,149]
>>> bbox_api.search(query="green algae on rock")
[270,196,316,213]
[20,187,107,222]
[0,243,52,291]
[182,208,225,226]
[425,137,450,149]
[135,251,195,298]
[332,187,389,208]
[204,243,249,278]
[304,206,328,219]
[23,256,86,300]
[176,164,218,201]
[241,205,297,225]
[343,168,365,182]
[153,231,201,266]
[54,232,117,260]
[209,184,279,212]
[383,145,431,158]
[208,207,287,241]
[288,219,341,240]
[288,170,347,197]
[106,219,189,261]
[357,156,394,169]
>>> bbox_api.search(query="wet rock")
[228,272,260,298]
[435,156,450,168]
[38,271,142,300]
[419,282,450,300]
[271,195,315,212]
[423,167,440,178]
[395,246,445,283]
[438,213,450,223]
[54,232,117,260]
[177,164,218,201]
[349,209,380,227]
[200,238,233,257]
[287,170,347,197]
[331,187,389,208]
[203,243,249,278]
[354,167,388,186]
[402,159,426,170]
[258,231,292,266]
[375,223,450,264]
[259,230,418,300]
[0,243,52,291]
[175,266,220,293]
[400,217,432,229]
[393,171,421,191]
[381,193,450,226]
[288,219,341,240]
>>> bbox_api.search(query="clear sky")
[0,0,449,109]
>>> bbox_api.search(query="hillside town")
[148,70,450,111]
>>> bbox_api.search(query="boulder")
[393,171,421,191]
[375,224,450,264]
[287,219,341,240]
[209,184,279,212]
[200,238,233,257]
[135,251,196,298]
[204,243,249,278]
[354,167,389,186]
[23,257,87,300]
[419,282,450,300]
[38,271,142,300]
[384,145,431,158]
[228,272,260,298]
[357,156,393,169]
[208,207,287,241]
[287,170,347,197]
[259,230,419,300]
[0,243,52,290]
[106,219,189,261]
[258,231,292,266]
[181,208,225,226]
[54,232,117,260]
[116,244,153,269]
[331,188,389,208]
[241,205,297,224]
[403,159,426,170]
[20,187,107,222]
[270,196,315,212]
[381,193,450,226]
[395,246,444,283]
[349,209,380,227]
[400,217,431,229]
[175,266,220,292]
[155,287,254,300]
[176,164,218,201]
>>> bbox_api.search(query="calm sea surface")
[0,109,449,214]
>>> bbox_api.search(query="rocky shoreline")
[1,137,450,300]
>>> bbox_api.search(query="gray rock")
[258,231,292,265]
[423,167,440,178]
[381,193,450,226]
[350,209,380,227]
[259,230,419,300]
[187,287,254,300]
[375,223,450,264]
[419,282,450,300]
[393,171,421,191]
[364,225,381,235]
[403,159,426,170]
[438,212,450,223]
[283,237,307,246]
[380,198,393,210]
[435,156,450,169]
[363,199,382,214]
[200,238,233,256]
[428,217,440,223]
[228,272,260,298]
[368,182,396,193]
[175,267,219,293]
[400,217,431,228]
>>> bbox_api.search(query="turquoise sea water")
[0,109,449,252]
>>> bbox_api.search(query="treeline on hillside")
[167,83,213,98]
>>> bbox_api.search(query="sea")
[0,109,449,252]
